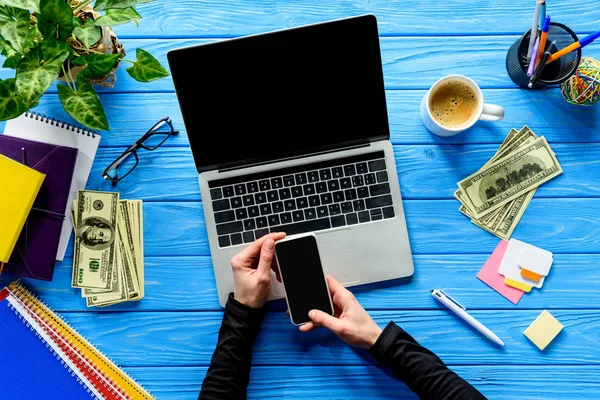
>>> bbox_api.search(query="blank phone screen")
[276,236,333,324]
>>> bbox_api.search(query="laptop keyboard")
[208,151,395,248]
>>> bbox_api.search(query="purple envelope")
[0,135,77,281]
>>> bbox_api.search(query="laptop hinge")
[218,143,371,173]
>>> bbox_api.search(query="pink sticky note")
[477,240,525,305]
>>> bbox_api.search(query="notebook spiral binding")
[9,289,128,400]
[24,110,98,138]
[8,280,154,400]
[6,297,99,400]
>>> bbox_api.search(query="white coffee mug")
[420,75,505,137]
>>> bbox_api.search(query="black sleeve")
[199,293,265,400]
[370,322,487,400]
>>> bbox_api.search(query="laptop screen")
[168,15,389,173]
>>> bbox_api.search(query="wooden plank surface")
[111,1,600,37]
[78,144,600,202]
[46,199,598,257]
[2,253,598,312]
[3,37,600,91]
[129,365,600,400]
[2,89,599,147]
[1,0,600,398]
[23,310,598,367]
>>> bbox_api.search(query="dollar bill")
[72,190,119,290]
[72,194,145,306]
[131,200,145,300]
[458,136,562,218]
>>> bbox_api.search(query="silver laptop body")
[168,15,414,307]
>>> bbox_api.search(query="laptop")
[167,14,414,307]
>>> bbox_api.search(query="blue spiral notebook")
[0,289,100,399]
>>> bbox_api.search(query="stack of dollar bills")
[455,126,563,240]
[71,190,144,307]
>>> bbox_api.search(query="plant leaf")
[72,53,120,78]
[0,6,33,53]
[0,78,28,121]
[94,0,152,11]
[125,48,168,82]
[0,39,22,68]
[57,79,109,130]
[94,6,141,26]
[37,0,74,39]
[15,42,68,105]
[0,0,39,12]
[72,17,100,48]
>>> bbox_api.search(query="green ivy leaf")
[94,6,141,26]
[72,53,120,78]
[72,17,100,48]
[0,0,39,12]
[37,0,74,39]
[0,39,22,67]
[15,42,69,105]
[125,48,168,82]
[0,78,28,121]
[94,0,152,11]
[57,79,109,130]
[41,37,71,57]
[0,6,32,53]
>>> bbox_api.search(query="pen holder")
[506,22,581,90]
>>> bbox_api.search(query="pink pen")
[527,36,540,77]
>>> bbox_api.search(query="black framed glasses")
[102,117,179,185]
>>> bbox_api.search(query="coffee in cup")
[429,79,478,129]
[420,75,505,137]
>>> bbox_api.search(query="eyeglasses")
[102,117,179,186]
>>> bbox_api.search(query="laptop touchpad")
[316,229,360,286]
[271,229,361,297]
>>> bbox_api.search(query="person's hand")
[299,275,383,349]
[231,232,286,308]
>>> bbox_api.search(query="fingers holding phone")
[302,275,383,350]
[231,232,286,308]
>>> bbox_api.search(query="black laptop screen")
[168,15,389,172]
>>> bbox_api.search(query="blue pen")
[538,1,546,30]
[547,30,600,64]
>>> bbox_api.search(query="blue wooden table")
[2,1,600,398]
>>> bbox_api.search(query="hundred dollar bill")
[131,200,145,300]
[458,136,562,218]
[118,202,140,298]
[72,190,119,289]
[493,189,536,240]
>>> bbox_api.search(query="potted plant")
[0,0,169,130]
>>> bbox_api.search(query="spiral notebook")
[4,112,102,261]
[0,281,153,400]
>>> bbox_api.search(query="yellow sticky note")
[524,310,564,350]
[504,277,532,292]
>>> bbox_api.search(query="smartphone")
[275,234,334,325]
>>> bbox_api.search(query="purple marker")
[527,37,540,77]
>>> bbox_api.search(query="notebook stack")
[0,281,153,399]
[0,111,101,281]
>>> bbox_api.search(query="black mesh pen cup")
[506,22,581,89]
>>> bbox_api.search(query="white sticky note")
[498,239,552,289]
[517,247,553,276]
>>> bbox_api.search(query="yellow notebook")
[0,154,45,264]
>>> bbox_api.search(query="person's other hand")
[231,232,286,308]
[300,275,382,349]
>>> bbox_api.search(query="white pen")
[527,0,544,61]
[431,289,505,346]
